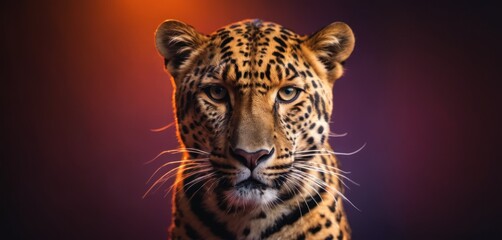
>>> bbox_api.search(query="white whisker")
[183,173,217,201]
[145,147,210,164]
[297,161,352,174]
[289,172,322,207]
[294,165,352,190]
[165,167,212,196]
[143,164,210,198]
[150,122,175,132]
[146,159,209,183]
[292,169,340,205]
[292,169,360,211]
[294,143,366,156]
[329,132,348,137]
[293,163,359,186]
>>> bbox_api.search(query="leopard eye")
[204,85,228,102]
[277,87,301,103]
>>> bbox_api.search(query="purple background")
[2,0,500,239]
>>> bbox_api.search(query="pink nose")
[231,148,274,170]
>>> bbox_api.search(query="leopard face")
[156,19,354,211]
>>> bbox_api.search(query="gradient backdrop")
[2,0,500,239]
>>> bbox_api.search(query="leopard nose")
[230,147,275,170]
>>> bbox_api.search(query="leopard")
[154,18,355,239]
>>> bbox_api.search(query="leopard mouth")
[236,178,268,190]
[226,177,278,207]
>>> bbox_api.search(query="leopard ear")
[303,22,355,82]
[155,20,207,81]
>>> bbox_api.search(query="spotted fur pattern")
[155,19,355,240]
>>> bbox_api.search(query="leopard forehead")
[189,19,313,89]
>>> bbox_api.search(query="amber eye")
[204,85,228,102]
[277,87,301,103]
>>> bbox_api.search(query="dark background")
[2,0,501,239]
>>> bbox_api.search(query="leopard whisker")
[216,187,234,214]
[183,173,217,202]
[294,161,351,174]
[180,147,211,155]
[207,178,217,192]
[294,153,333,158]
[161,148,210,156]
[145,148,210,164]
[292,169,360,211]
[289,172,323,208]
[292,169,341,206]
[294,164,353,190]
[283,176,305,225]
[328,132,348,137]
[165,166,212,196]
[144,164,210,198]
[287,174,318,212]
[295,171,337,201]
[146,159,209,183]
[293,163,359,186]
[179,172,216,195]
[294,143,366,156]
[147,163,203,190]
[150,122,175,132]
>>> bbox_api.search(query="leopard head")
[155,19,354,210]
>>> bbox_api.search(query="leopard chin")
[224,181,279,208]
